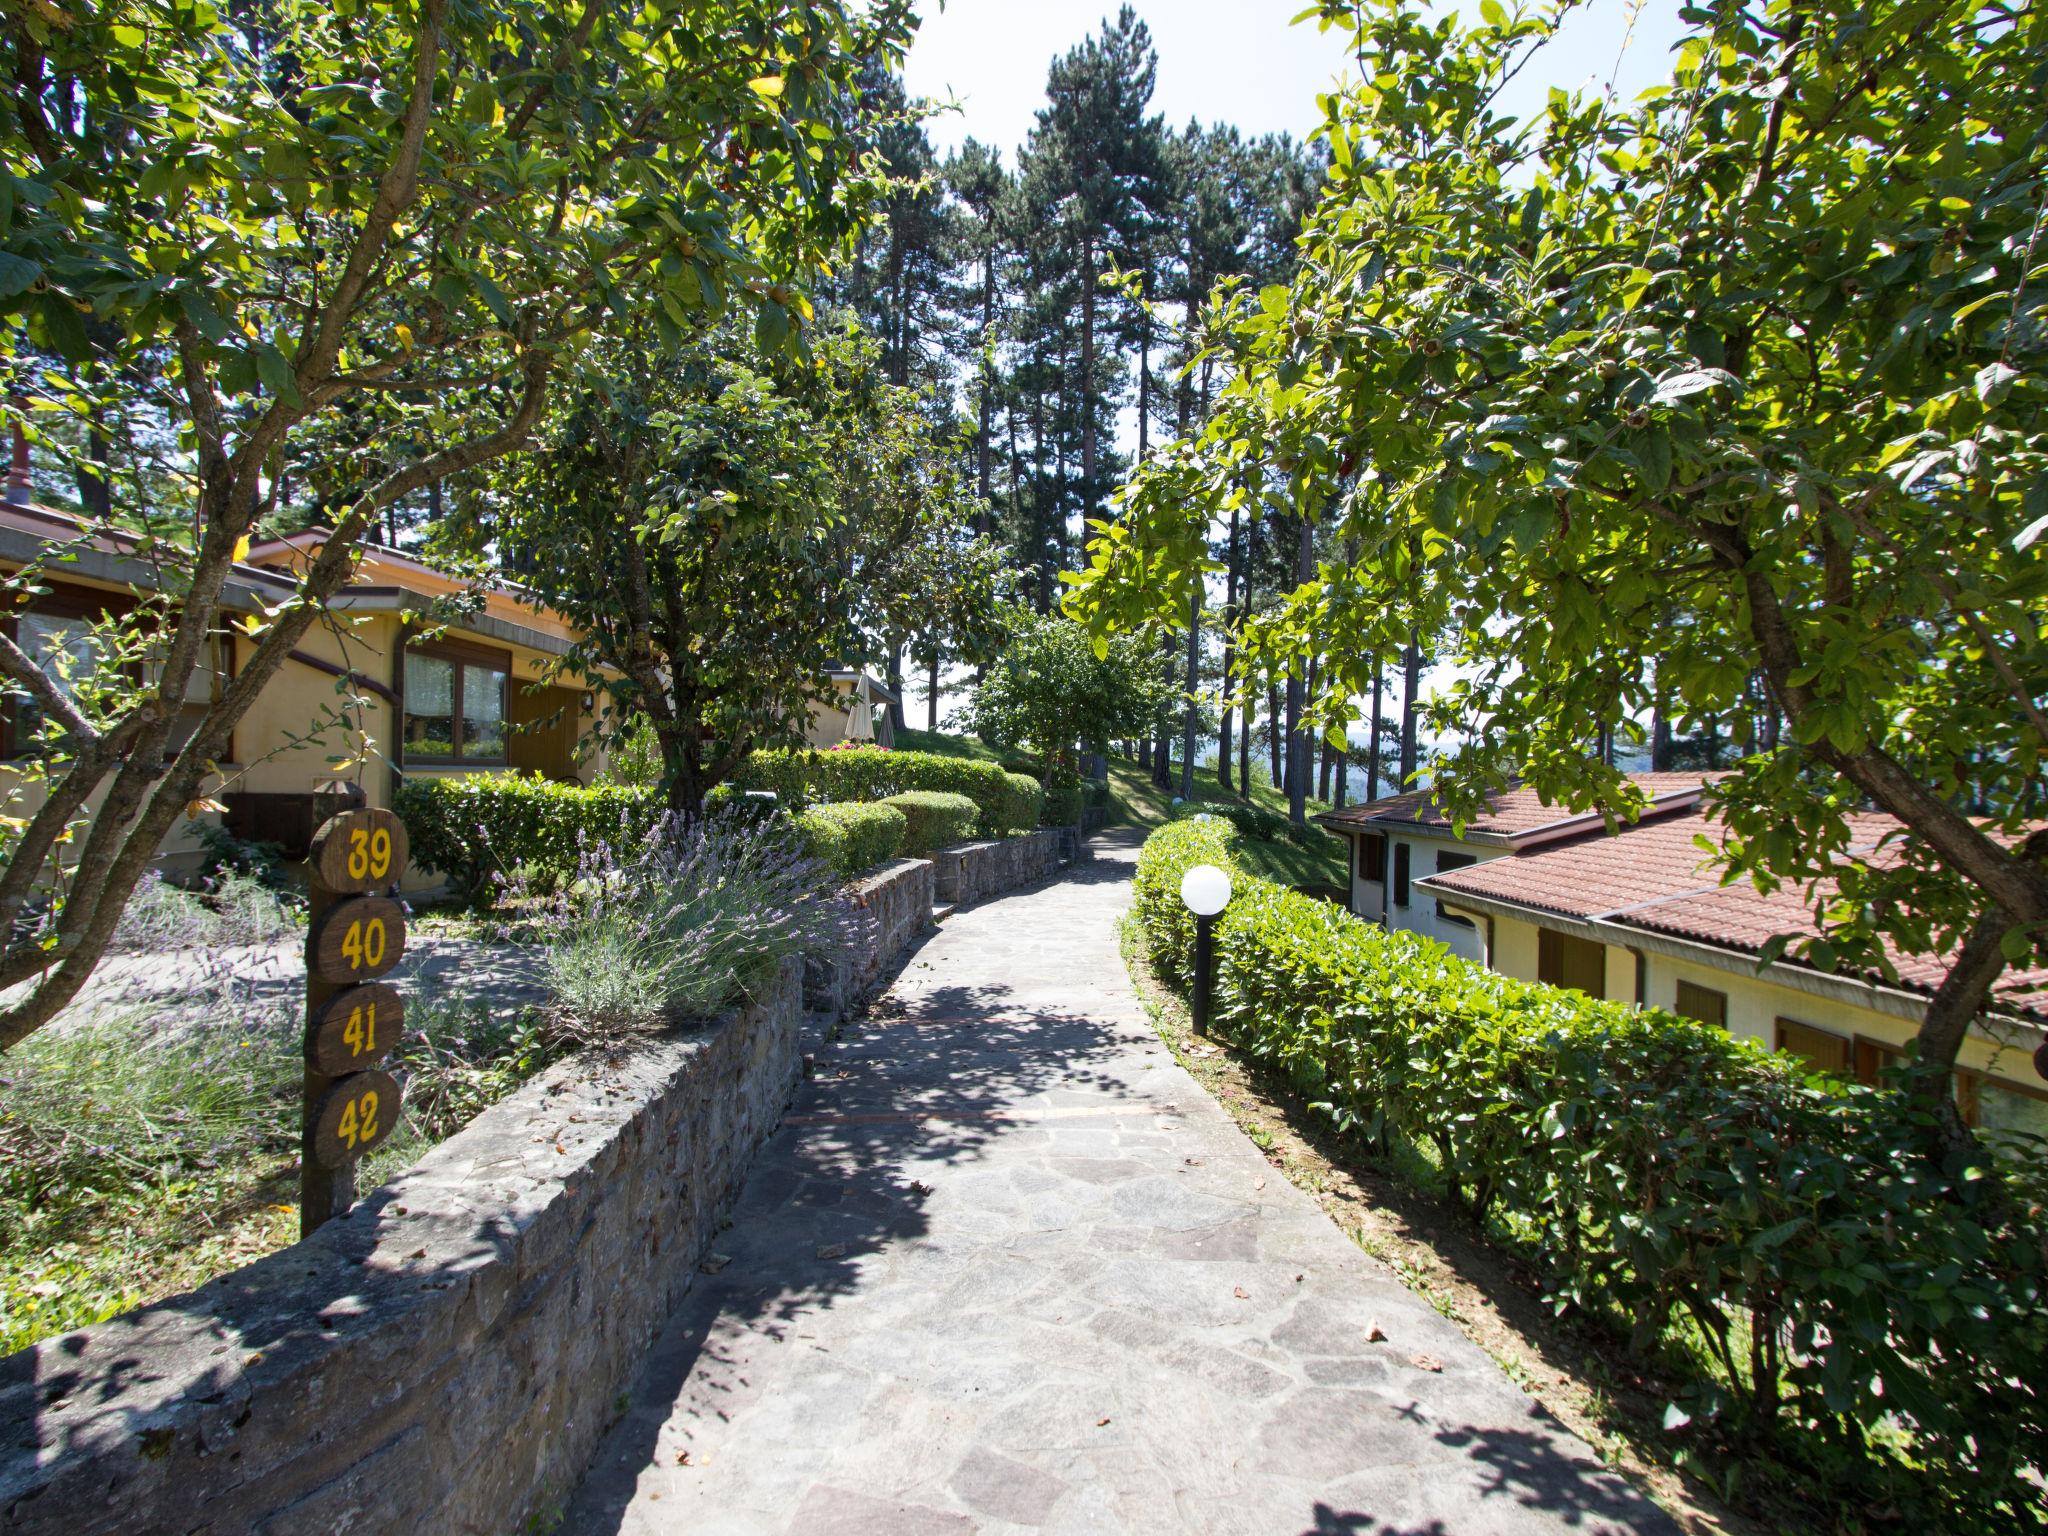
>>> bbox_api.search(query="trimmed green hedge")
[794,801,906,877]
[395,774,654,898]
[995,771,1045,836]
[1132,820,2048,1528]
[1040,768,1084,827]
[879,790,978,857]
[734,747,1014,836]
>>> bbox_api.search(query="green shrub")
[795,801,906,876]
[395,773,655,900]
[994,772,1045,836]
[879,790,978,856]
[733,746,1013,836]
[1132,816,1244,987]
[1169,797,1288,841]
[1129,823,2048,1529]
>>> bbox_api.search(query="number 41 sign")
[301,805,410,1235]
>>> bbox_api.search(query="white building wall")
[1343,830,1508,965]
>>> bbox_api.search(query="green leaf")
[1650,368,1738,405]
[35,292,88,362]
[252,342,301,407]
[178,287,238,343]
[0,250,40,299]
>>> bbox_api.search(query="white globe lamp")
[1179,863,1232,917]
[1178,863,1232,1034]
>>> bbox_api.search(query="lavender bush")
[513,809,850,1043]
[109,869,301,954]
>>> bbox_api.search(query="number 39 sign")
[301,806,411,1230]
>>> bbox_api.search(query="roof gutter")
[1316,787,1705,851]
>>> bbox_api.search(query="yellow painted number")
[347,825,393,882]
[341,917,387,971]
[343,1002,377,1058]
[337,1089,381,1150]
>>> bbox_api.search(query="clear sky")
[903,0,1691,167]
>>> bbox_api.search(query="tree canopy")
[482,323,998,815]
[1066,0,2048,1144]
[0,0,912,1047]
[962,608,1164,767]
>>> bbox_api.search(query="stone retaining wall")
[803,855,934,1017]
[0,957,808,1536]
[929,828,1065,909]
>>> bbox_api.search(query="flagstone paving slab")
[556,833,1674,1536]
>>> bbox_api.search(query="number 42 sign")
[302,806,411,1233]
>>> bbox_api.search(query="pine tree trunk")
[1137,271,1151,464]
[1267,683,1283,789]
[1400,640,1421,784]
[1154,644,1174,790]
[1219,499,1239,792]
[977,252,995,521]
[1080,243,1098,522]
[1238,689,1251,799]
[1368,658,1384,802]
[1286,519,1313,826]
[1181,581,1198,800]
[887,638,908,735]
[1336,754,1349,809]
[927,650,940,733]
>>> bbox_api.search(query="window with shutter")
[1674,979,1728,1029]
[1537,928,1606,997]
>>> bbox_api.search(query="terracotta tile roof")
[1315,772,1714,845]
[1420,807,2048,1022]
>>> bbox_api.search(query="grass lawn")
[889,727,1348,887]
[1104,753,1347,889]
[893,726,1025,768]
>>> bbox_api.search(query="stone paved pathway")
[557,834,1674,1536]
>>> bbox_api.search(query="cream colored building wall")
[0,763,219,879]
[1484,910,2041,1089]
[229,613,402,806]
[803,680,872,750]
[230,618,607,807]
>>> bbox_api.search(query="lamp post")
[1179,862,1233,1036]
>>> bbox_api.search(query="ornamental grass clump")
[523,809,848,1043]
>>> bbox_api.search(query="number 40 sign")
[301,805,410,1235]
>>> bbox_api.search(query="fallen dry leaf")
[675,1451,692,1466]
[1096,1417,1111,1427]
[1412,1354,1443,1373]
[1233,1286,1250,1300]
[1254,1177,1267,1190]
[700,1253,731,1275]
[1365,1320,1387,1343]
[816,1242,847,1260]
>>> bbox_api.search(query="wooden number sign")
[307,982,405,1074]
[308,895,407,983]
[310,806,410,893]
[310,1069,402,1168]
[301,803,411,1236]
